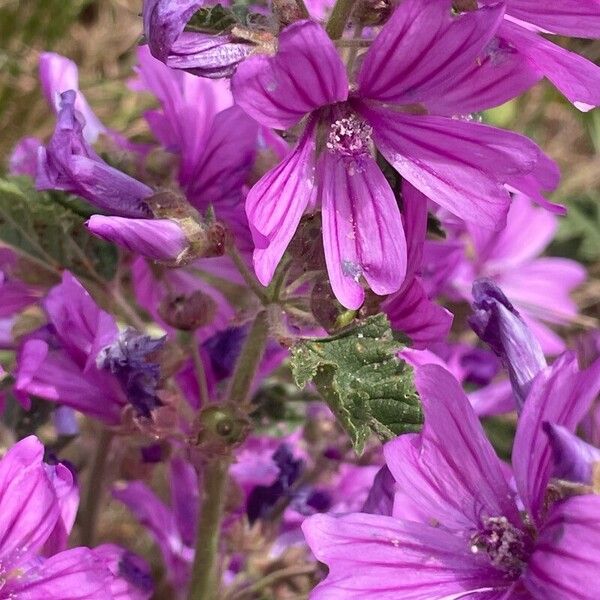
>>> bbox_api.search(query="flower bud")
[87,215,188,262]
[195,405,249,454]
[158,290,217,331]
[469,279,546,410]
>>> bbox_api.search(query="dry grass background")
[0,2,599,597]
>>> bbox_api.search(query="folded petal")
[303,512,504,599]
[232,20,348,129]
[364,108,544,229]
[524,495,600,599]
[39,52,106,143]
[401,182,428,281]
[544,423,600,485]
[87,215,188,262]
[9,136,43,177]
[383,277,452,348]
[384,364,520,532]
[2,547,113,599]
[320,150,406,309]
[357,0,504,105]
[505,0,600,38]
[499,20,600,111]
[513,353,600,525]
[249,122,318,285]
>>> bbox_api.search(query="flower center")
[326,114,373,159]
[469,516,528,575]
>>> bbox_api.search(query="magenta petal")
[401,182,428,281]
[303,513,501,599]
[500,20,600,111]
[87,215,187,262]
[3,547,112,599]
[513,354,600,525]
[39,52,106,143]
[320,151,406,309]
[524,495,600,599]
[249,123,318,285]
[170,458,199,548]
[358,0,504,105]
[383,277,452,349]
[506,0,600,38]
[44,272,118,371]
[231,20,348,129]
[385,365,520,532]
[364,108,544,229]
[9,136,43,177]
[0,436,59,570]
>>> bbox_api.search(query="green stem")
[187,310,271,598]
[227,310,270,408]
[80,429,114,547]
[187,457,231,600]
[226,564,317,600]
[325,0,357,39]
[227,245,270,305]
[191,337,210,406]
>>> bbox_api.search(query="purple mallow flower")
[303,353,600,599]
[232,1,554,308]
[37,90,152,218]
[142,0,254,78]
[446,194,586,354]
[15,272,164,423]
[0,436,112,598]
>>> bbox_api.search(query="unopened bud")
[355,0,392,26]
[158,291,217,331]
[195,405,249,454]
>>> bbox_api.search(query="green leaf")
[291,314,423,454]
[0,177,117,282]
[551,196,600,262]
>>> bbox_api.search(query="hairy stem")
[80,428,114,547]
[190,337,210,406]
[187,457,231,600]
[227,245,270,305]
[227,310,270,408]
[326,0,357,40]
[188,310,270,597]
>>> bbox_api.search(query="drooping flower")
[449,194,586,354]
[303,353,600,598]
[232,1,554,308]
[142,0,255,78]
[37,90,153,218]
[15,272,163,423]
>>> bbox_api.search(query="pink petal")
[384,365,520,532]
[506,0,600,38]
[383,277,452,348]
[358,0,505,106]
[513,354,600,525]
[499,20,600,111]
[303,513,503,599]
[249,122,318,285]
[320,151,406,309]
[364,108,544,229]
[231,20,348,129]
[524,495,600,599]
